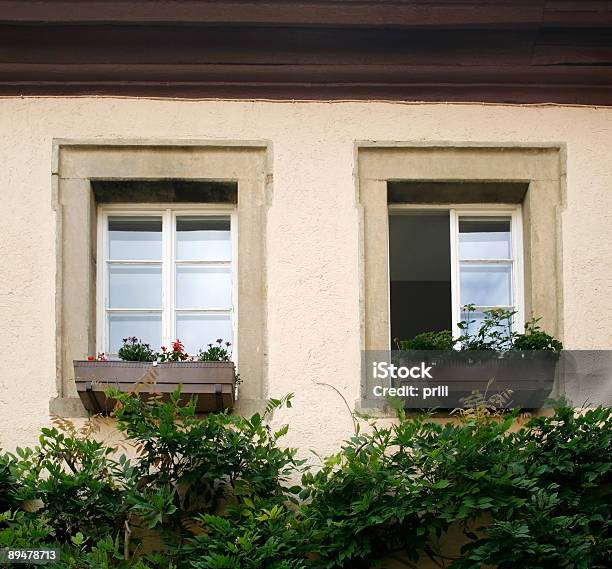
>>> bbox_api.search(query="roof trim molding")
[2,0,605,27]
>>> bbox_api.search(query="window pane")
[176,216,231,261]
[176,266,232,309]
[108,217,162,260]
[108,312,161,354]
[176,313,232,355]
[109,264,162,308]
[388,212,452,341]
[460,263,512,306]
[459,217,511,260]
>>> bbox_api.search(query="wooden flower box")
[396,350,559,408]
[73,360,235,414]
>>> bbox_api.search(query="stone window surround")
[50,140,272,417]
[356,142,565,380]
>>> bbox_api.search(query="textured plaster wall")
[0,98,611,455]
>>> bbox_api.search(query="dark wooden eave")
[1,0,611,104]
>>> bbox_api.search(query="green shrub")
[52,533,173,569]
[453,407,611,568]
[0,510,51,549]
[512,318,563,352]
[300,406,610,569]
[395,330,454,351]
[109,390,301,532]
[398,307,563,353]
[300,410,521,568]
[457,305,515,350]
[1,393,608,569]
[0,452,20,513]
[8,419,130,544]
[183,505,311,569]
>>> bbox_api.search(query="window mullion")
[163,209,174,347]
[230,210,238,364]
[511,209,525,333]
[449,209,460,338]
[97,210,107,354]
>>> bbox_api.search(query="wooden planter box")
[73,360,235,414]
[397,350,559,408]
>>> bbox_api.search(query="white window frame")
[387,203,524,343]
[96,203,238,359]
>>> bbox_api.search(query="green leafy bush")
[58,534,148,569]
[107,389,301,543]
[0,390,303,567]
[399,306,563,353]
[395,330,454,351]
[0,452,20,513]
[454,406,612,569]
[0,393,608,569]
[0,510,51,549]
[301,406,610,569]
[9,419,130,543]
[183,505,310,569]
[457,305,515,351]
[512,318,563,351]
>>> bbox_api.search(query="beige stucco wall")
[0,98,611,455]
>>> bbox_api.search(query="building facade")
[1,1,611,459]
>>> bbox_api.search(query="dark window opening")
[92,180,237,204]
[389,212,452,343]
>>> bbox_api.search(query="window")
[389,206,523,342]
[97,206,236,357]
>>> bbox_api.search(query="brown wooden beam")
[2,63,611,85]
[0,5,611,105]
[2,25,611,67]
[0,1,550,28]
[1,1,611,28]
[0,26,541,65]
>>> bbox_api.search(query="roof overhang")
[1,1,611,104]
